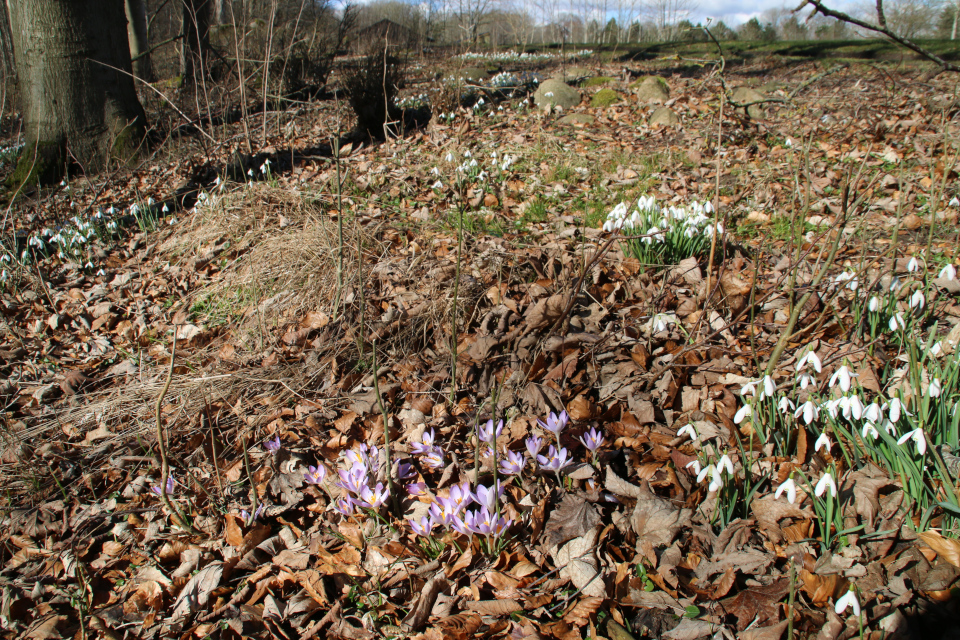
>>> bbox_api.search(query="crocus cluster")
[334,444,389,516]
[409,480,512,539]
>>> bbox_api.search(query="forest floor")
[1,48,960,640]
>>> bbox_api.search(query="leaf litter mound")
[1,56,960,640]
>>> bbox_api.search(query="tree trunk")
[0,0,15,86]
[125,0,153,82]
[8,0,147,186]
[180,0,211,87]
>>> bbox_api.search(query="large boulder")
[730,86,766,120]
[649,107,679,127]
[632,76,669,103]
[591,88,621,108]
[535,79,581,110]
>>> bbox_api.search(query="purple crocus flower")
[440,482,474,513]
[410,429,437,456]
[395,460,417,481]
[429,501,457,527]
[304,465,326,485]
[525,435,543,458]
[409,515,435,537]
[151,476,176,495]
[358,483,389,509]
[422,448,445,469]
[264,434,281,452]
[241,503,265,522]
[406,482,428,497]
[538,411,569,440]
[579,427,605,453]
[334,496,356,516]
[466,507,512,536]
[336,463,368,495]
[345,444,379,470]
[450,513,472,536]
[474,482,504,511]
[499,450,525,475]
[537,445,570,472]
[478,419,504,444]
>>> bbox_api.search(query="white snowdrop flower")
[888,398,904,423]
[910,289,925,310]
[928,378,942,398]
[778,397,795,414]
[717,454,734,476]
[930,342,942,357]
[890,277,902,291]
[162,204,169,213]
[815,472,837,498]
[97,269,105,276]
[247,168,254,177]
[677,424,697,440]
[545,91,554,97]
[759,375,776,400]
[705,200,714,213]
[797,350,822,373]
[685,459,702,475]
[835,272,858,290]
[897,428,927,455]
[697,464,723,492]
[797,371,816,390]
[814,432,831,453]
[863,402,882,423]
[734,404,752,424]
[835,589,860,616]
[907,256,920,272]
[889,313,906,331]
[431,180,442,189]
[463,150,472,158]
[881,419,897,434]
[795,400,820,425]
[939,264,957,281]
[477,170,487,181]
[741,380,759,397]
[949,197,960,207]
[862,423,880,440]
[829,366,856,393]
[775,478,797,503]
[869,296,880,312]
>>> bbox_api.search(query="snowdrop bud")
[909,289,925,309]
[907,256,920,272]
[835,589,860,616]
[775,478,797,503]
[814,432,831,453]
[734,404,752,424]
[868,296,880,312]
[815,472,837,498]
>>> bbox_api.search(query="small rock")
[649,107,679,127]
[730,86,767,120]
[534,79,581,110]
[902,213,923,230]
[558,114,595,125]
[632,76,669,103]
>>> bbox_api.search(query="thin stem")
[155,328,199,535]
[371,341,398,516]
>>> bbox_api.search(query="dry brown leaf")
[427,613,483,640]
[630,482,691,547]
[525,293,570,329]
[918,530,960,568]
[224,514,244,547]
[464,599,522,615]
[551,528,605,598]
[799,569,847,605]
[740,621,789,640]
[170,563,222,621]
[544,493,600,549]
[562,596,603,627]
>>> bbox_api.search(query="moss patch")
[6,140,64,190]
[583,76,615,87]
[591,88,621,108]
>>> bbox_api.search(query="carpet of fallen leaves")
[2,51,960,640]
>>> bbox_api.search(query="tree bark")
[8,0,147,187]
[0,0,15,86]
[125,0,153,82]
[180,0,211,87]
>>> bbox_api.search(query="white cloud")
[692,0,857,27]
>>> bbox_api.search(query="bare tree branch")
[794,0,960,74]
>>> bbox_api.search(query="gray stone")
[558,114,595,125]
[632,76,669,103]
[730,86,766,120]
[534,79,581,110]
[649,107,679,126]
[558,66,592,84]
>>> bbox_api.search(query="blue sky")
[690,0,856,27]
